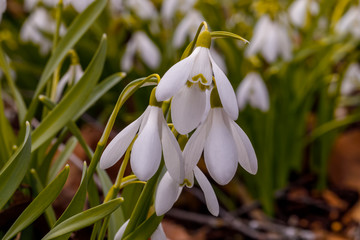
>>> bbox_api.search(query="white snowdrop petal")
[155,172,182,216]
[156,48,199,101]
[100,114,144,169]
[289,0,306,27]
[190,48,213,85]
[236,74,253,110]
[228,116,258,174]
[161,116,184,184]
[131,107,162,181]
[171,84,207,134]
[161,0,178,22]
[211,56,238,120]
[194,167,219,216]
[277,25,292,61]
[137,32,161,69]
[204,108,238,185]
[262,22,278,63]
[246,16,269,57]
[72,0,94,12]
[121,37,137,72]
[151,224,167,240]
[114,219,129,240]
[183,112,212,177]
[0,0,6,22]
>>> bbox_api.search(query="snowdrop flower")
[246,15,292,63]
[20,8,66,54]
[288,0,319,28]
[341,63,360,95]
[24,0,58,11]
[0,0,6,23]
[115,219,167,240]
[335,5,360,39]
[121,31,161,71]
[183,88,257,185]
[100,88,184,183]
[55,64,84,102]
[155,167,219,216]
[173,10,204,48]
[156,29,238,135]
[64,0,94,13]
[236,72,269,112]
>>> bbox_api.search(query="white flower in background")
[0,0,6,23]
[115,220,167,240]
[341,63,360,95]
[55,64,84,102]
[100,89,184,183]
[156,30,238,135]
[155,167,219,216]
[182,88,257,185]
[173,10,204,48]
[236,72,269,112]
[288,0,319,28]
[20,8,66,54]
[121,31,161,71]
[161,0,197,24]
[64,0,94,13]
[246,15,292,63]
[335,6,360,39]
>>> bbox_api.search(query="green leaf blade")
[2,165,70,240]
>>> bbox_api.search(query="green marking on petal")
[181,179,192,187]
[192,73,208,84]
[195,30,211,48]
[210,87,222,108]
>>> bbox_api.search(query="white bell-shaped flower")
[156,30,238,135]
[236,72,269,112]
[100,88,184,183]
[0,0,6,23]
[125,0,158,20]
[183,88,257,185]
[161,0,197,26]
[335,5,360,39]
[246,15,292,63]
[20,8,66,55]
[173,10,204,48]
[115,220,167,240]
[155,167,219,217]
[121,31,161,71]
[341,63,360,95]
[288,0,319,28]
[55,64,84,102]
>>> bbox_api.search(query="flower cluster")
[100,27,258,224]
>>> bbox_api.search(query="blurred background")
[1,0,360,239]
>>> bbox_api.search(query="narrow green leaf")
[32,0,107,98]
[51,162,88,240]
[47,136,78,183]
[42,198,124,240]
[0,121,31,209]
[123,214,163,240]
[2,165,70,240]
[0,87,15,166]
[0,45,27,123]
[30,169,57,227]
[210,31,249,44]
[31,36,108,151]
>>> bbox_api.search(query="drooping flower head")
[0,0,6,23]
[100,88,184,184]
[335,5,360,39]
[341,63,360,95]
[236,72,270,112]
[156,29,238,135]
[246,15,292,63]
[183,87,258,186]
[55,63,84,102]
